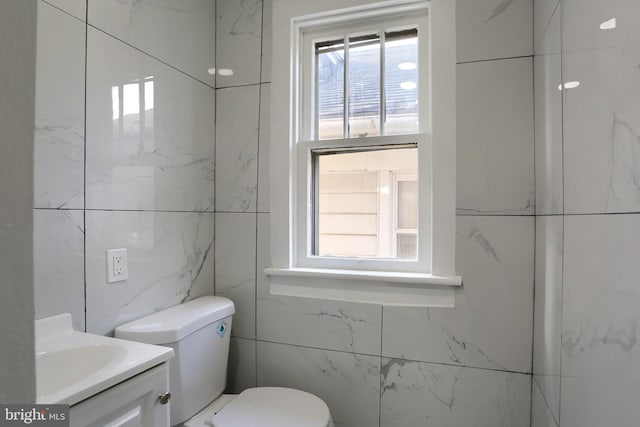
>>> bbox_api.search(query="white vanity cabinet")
[69,363,170,427]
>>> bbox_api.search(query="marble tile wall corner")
[533,215,562,421]
[85,210,215,335]
[457,0,533,63]
[216,0,263,87]
[85,27,215,212]
[34,1,85,210]
[382,215,534,373]
[227,337,257,393]
[215,212,256,340]
[457,57,534,215]
[255,213,382,355]
[215,85,259,213]
[380,358,531,427]
[257,83,271,213]
[33,209,85,331]
[43,0,86,22]
[257,341,381,427]
[260,0,272,83]
[534,0,560,54]
[87,0,215,86]
[532,377,560,427]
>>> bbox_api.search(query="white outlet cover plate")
[107,248,129,283]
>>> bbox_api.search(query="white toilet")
[115,296,334,427]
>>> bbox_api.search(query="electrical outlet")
[107,248,128,283]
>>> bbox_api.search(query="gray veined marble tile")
[34,209,85,331]
[85,27,215,212]
[456,0,532,63]
[257,83,271,213]
[383,216,534,373]
[215,213,256,340]
[215,85,259,212]
[227,337,257,393]
[257,341,380,427]
[85,210,215,335]
[34,1,85,209]
[43,0,86,22]
[255,213,382,355]
[531,378,559,427]
[87,0,214,86]
[534,0,560,54]
[261,0,272,83]
[216,0,263,88]
[380,358,531,427]
[456,58,535,215]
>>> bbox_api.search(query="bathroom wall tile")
[457,0,532,63]
[215,213,256,340]
[227,337,256,393]
[257,83,270,212]
[534,9,563,215]
[216,0,262,87]
[34,1,85,209]
[215,85,259,212]
[534,0,560,54]
[532,378,559,427]
[562,214,640,383]
[85,210,214,335]
[380,358,531,427]
[85,28,215,212]
[33,209,85,331]
[533,216,562,421]
[457,58,534,215]
[257,341,380,427]
[43,0,86,22]
[87,0,215,86]
[383,216,534,373]
[261,0,272,83]
[256,214,382,355]
[561,376,640,427]
[562,46,640,214]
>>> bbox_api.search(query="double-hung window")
[267,0,460,307]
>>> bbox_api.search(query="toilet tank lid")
[114,296,235,344]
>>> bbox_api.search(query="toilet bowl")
[115,296,334,427]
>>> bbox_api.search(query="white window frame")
[266,0,461,307]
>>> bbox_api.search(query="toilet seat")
[209,387,332,427]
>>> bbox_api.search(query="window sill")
[264,267,462,307]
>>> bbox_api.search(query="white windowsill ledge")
[265,267,462,307]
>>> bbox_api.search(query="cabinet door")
[70,363,170,427]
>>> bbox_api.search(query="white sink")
[36,313,174,405]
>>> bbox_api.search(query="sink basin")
[36,313,174,405]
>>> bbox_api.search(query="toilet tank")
[115,296,235,426]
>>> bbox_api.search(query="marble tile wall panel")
[457,0,533,63]
[33,210,85,331]
[85,210,215,335]
[226,337,257,393]
[534,0,560,53]
[533,216,562,421]
[261,0,272,83]
[256,214,382,355]
[43,0,86,21]
[215,85,259,212]
[216,0,262,87]
[380,358,531,427]
[457,58,534,215]
[257,341,381,427]
[535,7,562,215]
[85,27,215,212]
[215,213,256,340]
[34,1,85,209]
[532,378,559,427]
[382,216,534,373]
[561,214,640,426]
[87,0,215,86]
[257,83,270,213]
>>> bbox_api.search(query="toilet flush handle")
[158,392,171,405]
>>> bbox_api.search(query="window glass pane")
[384,29,419,135]
[396,233,417,259]
[317,39,345,140]
[348,34,381,138]
[314,147,417,259]
[397,180,418,229]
